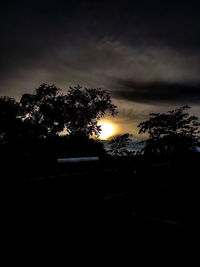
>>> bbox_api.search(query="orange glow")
[98,122,115,140]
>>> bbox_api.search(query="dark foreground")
[3,153,200,232]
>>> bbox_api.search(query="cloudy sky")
[1,0,200,138]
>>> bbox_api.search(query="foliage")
[20,83,66,138]
[0,84,117,159]
[19,84,117,138]
[108,133,133,156]
[138,106,200,155]
[0,96,23,143]
[64,85,117,137]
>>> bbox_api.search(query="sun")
[98,122,115,140]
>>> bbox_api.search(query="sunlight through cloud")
[98,122,115,140]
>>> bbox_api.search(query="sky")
[1,0,200,139]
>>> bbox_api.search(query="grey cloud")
[114,80,200,105]
[1,0,200,106]
[118,108,149,122]
[1,38,200,103]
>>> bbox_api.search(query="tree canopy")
[138,106,200,155]
[20,84,66,138]
[19,84,117,138]
[0,84,117,150]
[64,86,117,137]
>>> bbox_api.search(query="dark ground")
[3,153,199,234]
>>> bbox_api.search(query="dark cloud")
[118,108,148,122]
[114,80,200,105]
[1,0,200,131]
[1,0,200,85]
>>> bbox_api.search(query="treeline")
[1,83,200,162]
[0,84,117,160]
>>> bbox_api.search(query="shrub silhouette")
[108,133,133,156]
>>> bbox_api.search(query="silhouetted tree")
[0,96,22,144]
[0,84,117,160]
[20,84,66,138]
[108,133,133,156]
[20,84,117,139]
[64,85,117,137]
[138,106,200,155]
